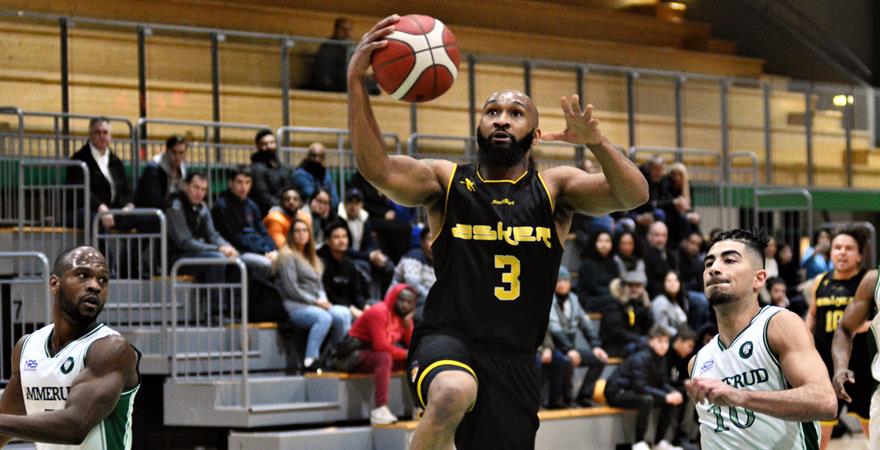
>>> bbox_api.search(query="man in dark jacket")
[249,129,292,216]
[318,221,368,322]
[601,272,653,357]
[67,117,133,230]
[211,166,277,280]
[644,221,680,298]
[133,135,188,232]
[348,171,412,263]
[604,325,684,450]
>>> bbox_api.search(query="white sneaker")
[632,442,651,450]
[370,405,398,425]
[653,440,683,450]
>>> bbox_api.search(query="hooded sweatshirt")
[349,284,413,362]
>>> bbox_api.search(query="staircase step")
[235,401,340,414]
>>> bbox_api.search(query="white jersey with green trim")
[871,272,880,383]
[19,323,139,450]
[691,305,819,450]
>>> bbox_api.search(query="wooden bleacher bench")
[304,370,407,380]
[0,226,83,233]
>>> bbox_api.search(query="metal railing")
[276,126,402,199]
[18,160,90,269]
[170,257,250,408]
[755,189,814,257]
[92,209,167,328]
[0,252,51,383]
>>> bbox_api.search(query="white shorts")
[871,387,879,450]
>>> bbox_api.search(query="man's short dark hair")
[277,185,301,199]
[765,277,786,290]
[185,171,206,184]
[323,220,351,241]
[254,129,274,146]
[166,134,187,149]
[227,165,253,181]
[88,117,110,130]
[709,229,768,268]
[672,326,697,343]
[648,324,672,339]
[832,227,868,256]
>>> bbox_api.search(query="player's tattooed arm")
[0,335,138,445]
[831,269,877,401]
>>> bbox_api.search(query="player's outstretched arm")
[0,336,29,447]
[831,269,877,402]
[689,310,836,422]
[0,335,138,445]
[541,96,648,215]
[347,15,450,207]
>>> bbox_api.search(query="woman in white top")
[651,271,689,336]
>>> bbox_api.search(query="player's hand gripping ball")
[371,14,460,103]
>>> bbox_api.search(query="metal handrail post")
[0,252,51,322]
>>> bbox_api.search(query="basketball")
[370,14,460,103]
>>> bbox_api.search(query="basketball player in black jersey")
[805,228,872,449]
[349,15,649,450]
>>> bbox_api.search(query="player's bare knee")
[426,372,477,421]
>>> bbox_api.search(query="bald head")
[53,246,107,277]
[484,90,539,129]
[648,221,668,250]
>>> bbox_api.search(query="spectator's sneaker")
[370,405,398,425]
[631,441,651,450]
[653,440,683,450]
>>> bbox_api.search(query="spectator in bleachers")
[613,230,647,283]
[651,271,689,336]
[801,228,832,280]
[661,162,700,249]
[338,187,394,297]
[548,266,608,408]
[604,325,683,450]
[345,284,415,425]
[629,156,669,233]
[294,143,339,210]
[776,241,802,298]
[766,276,807,317]
[390,227,435,322]
[166,172,237,284]
[576,230,619,312]
[666,328,699,450]
[758,237,780,305]
[304,187,335,247]
[601,272,653,357]
[250,129,293,216]
[676,231,710,329]
[264,186,312,249]
[134,134,188,210]
[349,171,413,263]
[308,18,380,95]
[68,117,134,230]
[644,221,680,298]
[536,330,572,409]
[275,218,348,371]
[211,166,277,280]
[318,221,367,322]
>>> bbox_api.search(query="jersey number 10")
[494,255,521,301]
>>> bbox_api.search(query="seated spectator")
[134,134,188,210]
[309,18,380,94]
[67,117,134,230]
[275,218,348,370]
[675,231,710,329]
[801,228,832,280]
[548,266,608,408]
[604,325,683,450]
[304,188,335,247]
[601,272,653,357]
[535,329,573,410]
[390,227,435,322]
[661,162,700,249]
[576,230,620,312]
[666,328,699,450]
[250,129,293,216]
[765,276,807,317]
[264,186,312,249]
[165,172,237,285]
[211,166,278,280]
[294,143,339,210]
[318,221,367,321]
[338,187,393,296]
[345,284,415,425]
[758,237,779,304]
[776,241,802,298]
[628,156,669,234]
[349,171,413,263]
[613,230,647,283]
[651,271,689,337]
[644,221,680,299]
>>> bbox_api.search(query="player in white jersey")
[831,267,879,449]
[687,229,837,450]
[0,246,140,449]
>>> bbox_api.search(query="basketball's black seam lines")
[414,16,435,101]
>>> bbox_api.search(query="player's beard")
[476,129,534,168]
[59,286,103,323]
[707,290,736,306]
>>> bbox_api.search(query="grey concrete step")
[229,426,373,450]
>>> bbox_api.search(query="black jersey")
[813,269,866,356]
[416,164,564,355]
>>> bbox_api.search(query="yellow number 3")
[494,255,521,301]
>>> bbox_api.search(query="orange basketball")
[370,14,460,103]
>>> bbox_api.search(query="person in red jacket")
[349,284,416,425]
